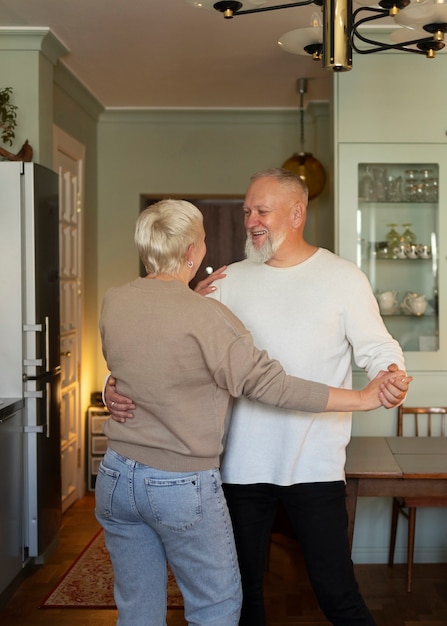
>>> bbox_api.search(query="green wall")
[96,105,332,382]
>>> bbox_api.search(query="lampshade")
[282,152,326,200]
[278,13,323,58]
[395,0,447,27]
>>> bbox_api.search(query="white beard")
[245,230,286,264]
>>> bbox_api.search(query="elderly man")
[105,168,410,626]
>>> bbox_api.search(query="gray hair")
[250,168,309,202]
[135,199,203,276]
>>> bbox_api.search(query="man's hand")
[104,375,135,423]
[378,364,413,408]
[194,265,227,296]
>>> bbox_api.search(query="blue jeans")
[223,481,376,626]
[95,448,242,626]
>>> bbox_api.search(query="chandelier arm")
[389,39,435,52]
[350,9,389,50]
[352,27,434,55]
[232,0,317,15]
[351,10,390,51]
[353,41,429,54]
[352,6,440,56]
[352,5,387,19]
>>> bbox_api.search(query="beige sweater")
[99,278,329,471]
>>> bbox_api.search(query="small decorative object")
[0,86,33,162]
[393,244,407,259]
[401,292,428,316]
[376,290,399,315]
[405,244,419,259]
[417,244,431,259]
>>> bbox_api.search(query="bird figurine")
[0,139,33,162]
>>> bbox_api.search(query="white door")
[53,126,85,512]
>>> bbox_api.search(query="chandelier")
[186,0,447,71]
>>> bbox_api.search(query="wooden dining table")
[345,436,447,547]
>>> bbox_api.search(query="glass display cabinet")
[358,161,438,352]
[337,144,446,370]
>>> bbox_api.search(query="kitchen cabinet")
[86,406,109,491]
[0,402,24,598]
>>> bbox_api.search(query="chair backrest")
[397,406,447,437]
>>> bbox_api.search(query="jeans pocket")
[144,473,202,531]
[95,458,120,519]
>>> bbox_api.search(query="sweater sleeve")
[343,269,406,377]
[212,331,329,414]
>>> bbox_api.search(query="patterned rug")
[40,529,184,609]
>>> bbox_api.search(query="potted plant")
[0,86,32,161]
[0,87,17,146]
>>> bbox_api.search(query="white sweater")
[210,248,405,485]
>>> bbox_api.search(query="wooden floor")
[1,492,447,625]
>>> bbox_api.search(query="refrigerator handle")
[44,315,49,371]
[46,381,51,439]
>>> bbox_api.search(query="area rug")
[40,529,184,609]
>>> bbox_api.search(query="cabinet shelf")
[369,257,433,262]
[381,313,435,318]
[359,201,436,206]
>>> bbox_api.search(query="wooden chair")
[388,405,447,592]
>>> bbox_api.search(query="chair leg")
[406,507,417,593]
[388,498,399,567]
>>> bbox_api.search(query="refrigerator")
[0,161,61,561]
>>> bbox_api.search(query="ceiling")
[0,0,332,109]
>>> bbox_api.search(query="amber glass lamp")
[281,78,326,201]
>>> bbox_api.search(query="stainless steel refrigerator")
[0,161,61,561]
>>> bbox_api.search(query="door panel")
[54,126,85,513]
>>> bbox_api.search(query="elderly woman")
[96,199,407,626]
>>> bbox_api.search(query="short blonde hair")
[135,199,203,275]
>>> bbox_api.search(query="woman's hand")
[194,265,227,296]
[104,375,135,422]
[325,366,412,413]
[361,368,413,410]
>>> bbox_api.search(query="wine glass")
[359,166,375,201]
[401,224,416,246]
[386,224,400,258]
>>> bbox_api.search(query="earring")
[186,259,193,269]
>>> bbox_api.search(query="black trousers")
[223,481,376,626]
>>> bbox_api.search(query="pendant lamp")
[281,78,326,201]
